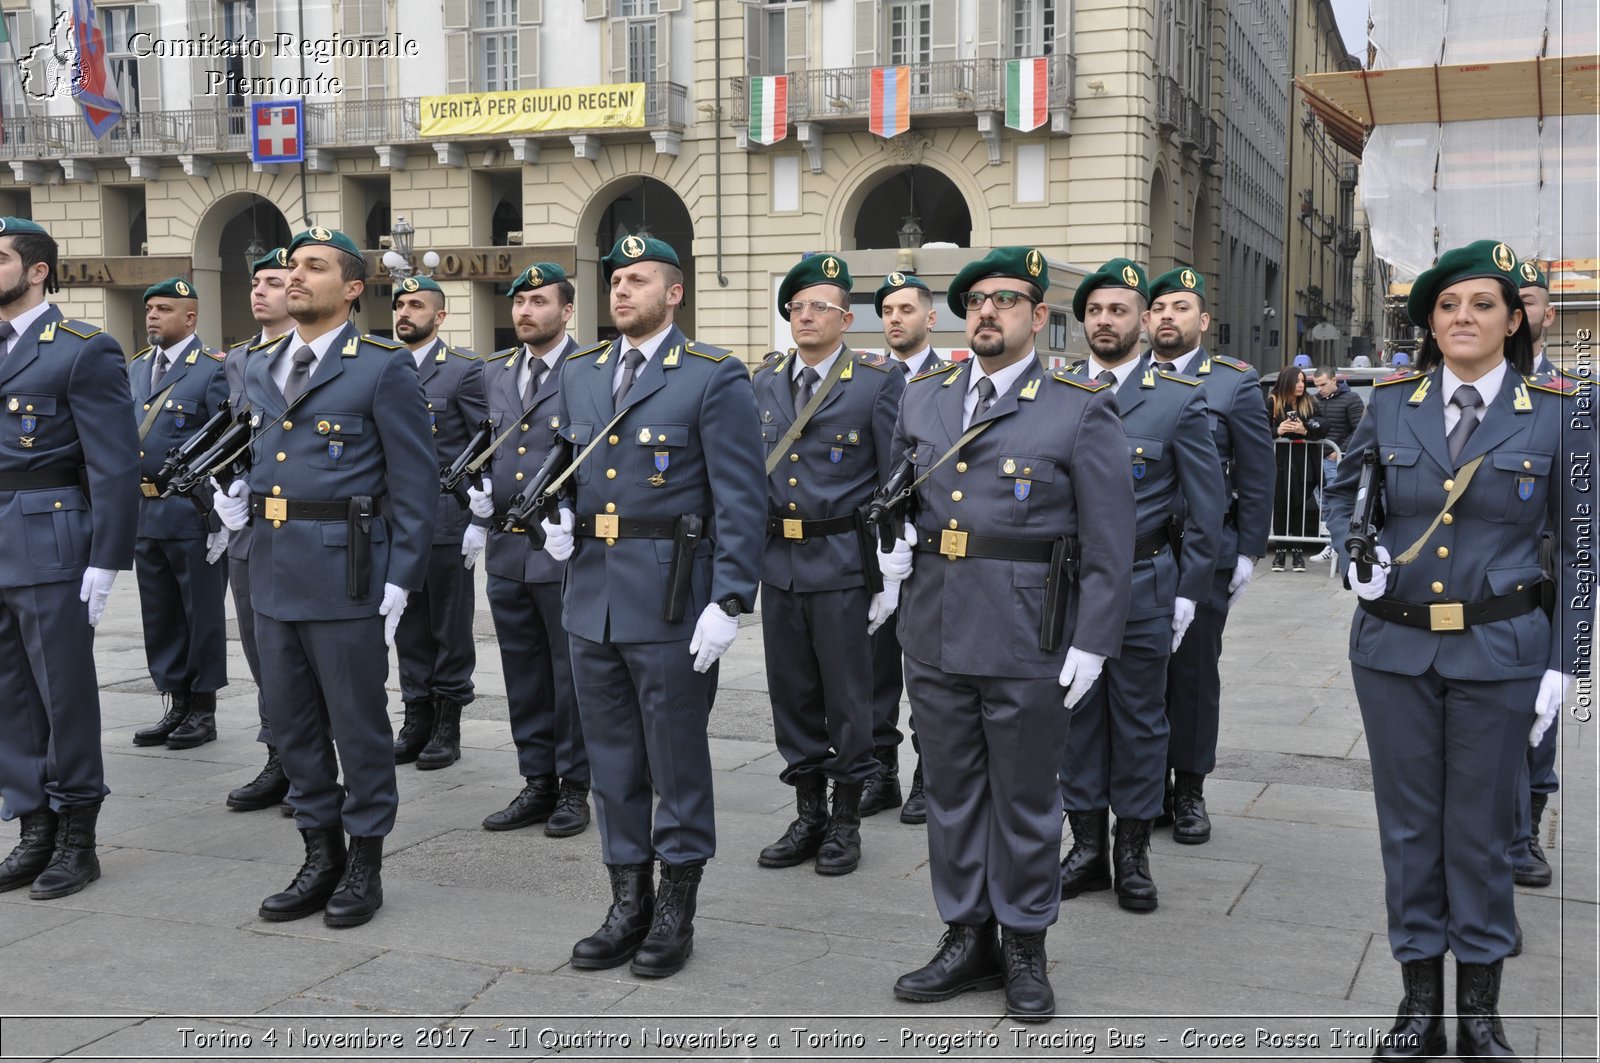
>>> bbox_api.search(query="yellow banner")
[419,84,646,137]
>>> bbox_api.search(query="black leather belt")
[1133,526,1173,560]
[1359,584,1543,633]
[0,468,82,491]
[575,514,678,539]
[251,497,353,521]
[914,527,1060,562]
[768,513,857,541]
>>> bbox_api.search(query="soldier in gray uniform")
[1147,267,1274,844]
[389,274,488,772]
[224,248,295,812]
[127,278,230,750]
[1059,259,1225,912]
[889,247,1135,1023]
[212,227,436,928]
[470,263,591,837]
[1323,239,1590,1060]
[543,235,764,979]
[862,271,944,822]
[755,253,905,876]
[0,217,139,900]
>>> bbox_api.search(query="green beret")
[287,225,364,262]
[1072,258,1149,322]
[391,274,444,308]
[0,217,49,238]
[1517,257,1548,290]
[601,234,680,282]
[1148,266,1207,305]
[144,277,198,301]
[507,262,568,298]
[251,247,290,275]
[778,253,853,321]
[873,271,931,316]
[946,246,1051,318]
[1406,239,1522,327]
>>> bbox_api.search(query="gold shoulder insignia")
[1065,360,1086,373]
[249,334,290,354]
[686,341,733,362]
[911,362,961,384]
[1373,370,1422,387]
[449,346,480,360]
[1020,377,1042,401]
[486,347,517,364]
[204,347,226,361]
[569,340,610,360]
[1528,372,1587,397]
[133,345,153,360]
[1407,377,1432,404]
[362,334,402,351]
[434,348,448,363]
[56,320,102,340]
[1212,354,1251,372]
[184,349,199,364]
[1156,370,1201,386]
[1052,370,1109,392]
[840,359,854,381]
[857,351,890,371]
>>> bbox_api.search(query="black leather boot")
[133,692,190,746]
[571,863,654,969]
[227,747,291,811]
[0,809,58,893]
[815,780,864,876]
[259,827,346,921]
[1455,959,1519,1059]
[1373,956,1447,1059]
[545,779,592,838]
[166,690,218,749]
[900,763,927,824]
[29,803,102,900]
[482,775,559,831]
[324,836,384,927]
[416,697,462,770]
[1000,927,1055,1022]
[1112,817,1158,911]
[1172,770,1211,844]
[1153,769,1176,827]
[894,921,1003,1001]
[758,775,828,868]
[859,746,902,817]
[1060,810,1112,899]
[392,698,435,764]
[1514,793,1552,887]
[1510,920,1523,958]
[630,861,703,978]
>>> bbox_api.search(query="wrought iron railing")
[1155,74,1185,132]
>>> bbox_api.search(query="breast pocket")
[1480,451,1551,525]
[1126,436,1165,489]
[1380,445,1423,516]
[4,393,56,451]
[306,412,365,470]
[635,423,689,487]
[814,422,864,478]
[994,454,1055,527]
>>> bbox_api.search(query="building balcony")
[1156,75,1185,132]
[0,84,689,170]
[1338,160,1359,189]
[1337,226,1363,258]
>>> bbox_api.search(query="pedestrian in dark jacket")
[1312,366,1364,451]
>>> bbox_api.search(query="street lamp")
[243,236,266,271]
[897,215,924,250]
[381,215,441,280]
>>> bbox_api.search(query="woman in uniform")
[1323,240,1588,1061]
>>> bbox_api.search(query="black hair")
[8,230,59,294]
[1415,276,1533,375]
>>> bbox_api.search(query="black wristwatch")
[718,596,743,618]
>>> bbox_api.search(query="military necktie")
[1097,369,1117,390]
[795,366,820,415]
[968,376,997,428]
[0,320,15,370]
[523,359,546,409]
[151,350,171,391]
[897,360,911,377]
[1447,383,1483,464]
[613,347,646,409]
[281,345,316,405]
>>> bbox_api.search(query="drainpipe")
[713,1,727,286]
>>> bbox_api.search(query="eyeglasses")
[785,299,848,317]
[960,289,1036,311]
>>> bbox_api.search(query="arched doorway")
[851,166,972,250]
[193,193,292,348]
[1150,169,1175,278]
[592,177,695,341]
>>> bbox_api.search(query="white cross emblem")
[255,106,299,158]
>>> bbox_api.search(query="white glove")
[461,523,487,569]
[540,507,574,562]
[1348,544,1390,601]
[1058,646,1106,710]
[689,603,740,673]
[876,521,916,584]
[79,567,117,627]
[379,583,409,647]
[867,580,900,635]
[467,476,495,519]
[1226,555,1255,608]
[212,478,250,532]
[1531,670,1573,747]
[1171,596,1197,653]
[205,529,229,565]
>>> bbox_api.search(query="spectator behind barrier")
[1266,368,1326,571]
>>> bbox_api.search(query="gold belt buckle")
[1429,602,1465,632]
[263,497,287,522]
[593,514,619,539]
[139,481,159,498]
[940,529,969,560]
[782,518,805,541]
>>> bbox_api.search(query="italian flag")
[870,66,911,139]
[748,75,788,145]
[1005,57,1049,132]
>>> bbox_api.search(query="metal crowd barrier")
[1270,438,1341,568]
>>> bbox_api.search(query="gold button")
[790,453,799,463]
[1135,447,1144,455]
[272,520,282,528]
[788,477,798,487]
[283,421,293,430]
[605,537,616,546]
[1442,513,1454,525]
[952,490,963,502]
[1523,460,1532,470]
[1436,546,1449,559]
[948,519,959,530]
[606,468,617,479]
[275,452,286,462]
[609,434,620,445]
[1443,479,1454,491]
[836,434,843,441]
[1024,466,1032,475]
[138,451,144,458]
[426,402,433,409]
[1386,452,1395,461]
[143,404,151,411]
[53,501,62,509]
[515,472,524,481]
[333,424,342,432]
[1431,581,1445,594]
[956,461,968,473]
[658,434,667,442]
[271,486,282,496]
[521,424,529,432]
[788,502,797,511]
[24,405,32,412]
[605,502,616,513]
[517,446,526,455]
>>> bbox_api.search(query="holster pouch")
[1165,514,1184,555]
[663,513,703,624]
[1039,535,1078,654]
[854,508,884,595]
[348,495,374,598]
[1539,531,1556,616]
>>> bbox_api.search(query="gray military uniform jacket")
[484,337,577,584]
[414,339,489,546]
[130,336,229,541]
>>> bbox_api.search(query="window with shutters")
[98,6,143,112]
[615,0,659,83]
[1,12,24,119]
[220,0,256,108]
[476,0,518,91]
[753,0,807,76]
[887,0,930,92]
[1011,0,1056,57]
[342,0,388,100]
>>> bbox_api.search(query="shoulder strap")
[763,354,851,475]
[1390,455,1486,566]
[136,381,181,442]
